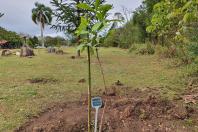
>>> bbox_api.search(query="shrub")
[147,43,155,54]
[187,42,198,57]
[128,44,137,53]
[137,43,155,55]
[103,29,120,47]
[156,44,196,65]
[156,45,177,58]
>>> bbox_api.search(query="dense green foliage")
[104,0,161,48]
[104,0,198,63]
[103,20,143,48]
[0,27,23,48]
[27,36,39,48]
[146,0,198,44]
[44,36,67,47]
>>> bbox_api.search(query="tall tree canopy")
[32,2,52,47]
[146,0,198,45]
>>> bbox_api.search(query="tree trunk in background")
[40,22,45,48]
[77,36,81,57]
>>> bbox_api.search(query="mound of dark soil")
[15,89,198,132]
[56,50,64,55]
[27,78,58,84]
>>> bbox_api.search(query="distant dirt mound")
[56,50,64,55]
[15,88,198,132]
[27,77,58,84]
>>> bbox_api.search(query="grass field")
[0,47,189,131]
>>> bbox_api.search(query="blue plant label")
[91,97,102,108]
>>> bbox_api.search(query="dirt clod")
[172,104,189,120]
[33,127,43,132]
[120,106,133,119]
[71,56,75,59]
[115,80,123,86]
[78,79,86,83]
[56,50,64,55]
[27,78,58,84]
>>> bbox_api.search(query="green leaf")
[77,44,86,51]
[146,25,156,33]
[99,4,112,12]
[95,0,100,8]
[99,4,112,19]
[77,3,94,11]
[87,43,92,47]
[75,17,88,36]
[182,1,192,12]
[99,22,109,31]
[92,22,102,31]
[96,12,103,20]
[183,13,194,23]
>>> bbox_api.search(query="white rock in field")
[16,51,20,56]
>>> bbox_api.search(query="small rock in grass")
[78,79,86,83]
[71,56,76,59]
[172,104,188,120]
[33,127,43,132]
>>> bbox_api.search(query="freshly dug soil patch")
[27,78,58,84]
[15,89,198,132]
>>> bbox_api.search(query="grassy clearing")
[0,47,189,131]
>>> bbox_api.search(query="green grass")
[0,47,188,131]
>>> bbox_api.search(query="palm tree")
[32,2,52,48]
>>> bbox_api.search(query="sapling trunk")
[87,46,92,132]
[75,2,113,131]
[77,36,81,57]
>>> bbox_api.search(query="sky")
[0,0,142,37]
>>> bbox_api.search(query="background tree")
[146,0,198,45]
[27,36,39,48]
[51,0,105,56]
[45,36,68,47]
[0,27,23,48]
[32,2,52,48]
[111,12,125,29]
